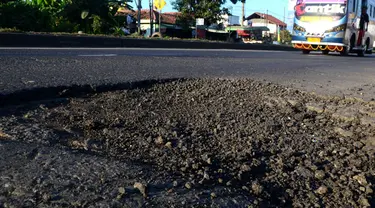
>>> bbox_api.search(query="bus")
[291,0,375,56]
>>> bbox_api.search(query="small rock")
[206,158,212,164]
[0,131,11,139]
[339,175,347,181]
[334,127,353,138]
[173,181,178,187]
[359,196,371,207]
[353,174,368,186]
[353,141,364,149]
[318,151,325,157]
[288,100,298,106]
[192,164,199,169]
[203,172,210,180]
[360,187,366,192]
[366,186,373,194]
[365,137,375,147]
[210,192,216,199]
[316,186,328,195]
[315,170,326,180]
[3,183,14,194]
[133,182,147,197]
[251,182,263,195]
[306,103,324,113]
[118,187,126,195]
[240,164,251,172]
[155,136,164,145]
[218,178,223,184]
[70,140,88,150]
[296,166,313,178]
[42,193,50,202]
[165,142,172,149]
[185,182,192,189]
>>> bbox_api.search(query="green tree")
[172,0,230,28]
[62,0,132,33]
[280,29,292,44]
[24,0,67,9]
[1,0,133,34]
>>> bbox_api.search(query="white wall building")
[245,12,287,36]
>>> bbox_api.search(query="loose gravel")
[1,78,375,207]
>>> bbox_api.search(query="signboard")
[154,0,166,10]
[196,18,205,25]
[287,0,297,32]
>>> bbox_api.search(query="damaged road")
[1,78,375,207]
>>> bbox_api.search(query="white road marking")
[0,47,287,53]
[77,54,118,57]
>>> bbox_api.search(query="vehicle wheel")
[340,42,351,56]
[357,50,365,57]
[302,50,310,54]
[322,50,329,55]
[365,39,372,54]
[357,42,367,57]
[151,32,163,38]
[340,47,349,56]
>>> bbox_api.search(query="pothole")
[1,78,375,207]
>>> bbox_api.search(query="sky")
[131,0,290,23]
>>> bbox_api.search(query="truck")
[291,0,375,56]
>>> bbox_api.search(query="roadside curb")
[0,32,297,51]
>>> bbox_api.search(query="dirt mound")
[1,78,375,207]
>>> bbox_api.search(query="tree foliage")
[0,0,133,34]
[228,0,245,4]
[280,29,292,44]
[172,0,230,27]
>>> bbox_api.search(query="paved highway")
[1,47,375,100]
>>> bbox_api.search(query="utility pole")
[266,9,269,39]
[137,0,142,34]
[241,1,245,26]
[149,0,153,37]
[228,6,233,40]
[159,9,162,33]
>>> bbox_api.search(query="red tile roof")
[116,9,181,25]
[245,12,287,27]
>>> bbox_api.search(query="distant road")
[1,47,375,100]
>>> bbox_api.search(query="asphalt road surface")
[2,48,375,207]
[1,47,375,100]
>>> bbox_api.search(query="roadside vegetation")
[0,0,132,35]
[0,0,292,43]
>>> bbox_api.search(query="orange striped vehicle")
[291,0,375,56]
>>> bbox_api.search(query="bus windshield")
[295,0,347,22]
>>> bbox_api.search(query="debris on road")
[1,78,375,207]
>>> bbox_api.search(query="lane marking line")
[0,47,288,53]
[77,54,118,57]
